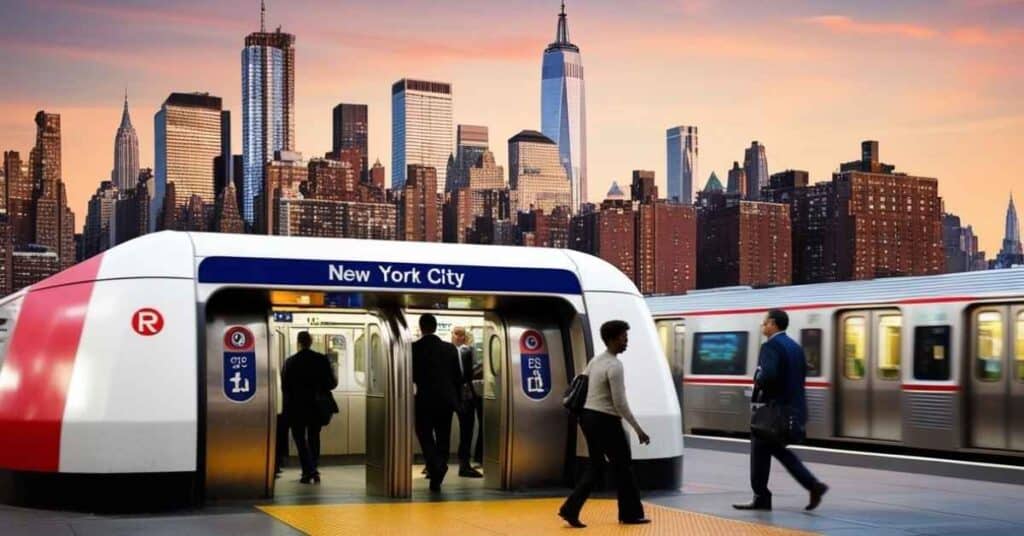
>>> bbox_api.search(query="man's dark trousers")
[415,399,454,482]
[560,409,644,521]
[290,422,322,478]
[457,397,482,466]
[750,435,817,498]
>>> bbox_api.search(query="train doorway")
[202,289,582,501]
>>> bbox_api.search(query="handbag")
[751,402,804,446]
[562,374,589,415]
[315,391,339,426]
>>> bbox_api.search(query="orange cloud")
[950,26,1024,47]
[802,15,938,39]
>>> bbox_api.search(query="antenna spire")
[260,0,266,32]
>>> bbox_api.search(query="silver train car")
[647,269,1024,456]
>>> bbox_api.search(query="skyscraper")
[112,92,139,192]
[666,126,697,204]
[541,1,587,212]
[446,124,489,192]
[743,141,768,200]
[508,130,571,214]
[726,161,746,197]
[391,78,453,193]
[995,194,1024,268]
[154,92,225,231]
[28,111,76,269]
[241,1,295,225]
[332,103,368,178]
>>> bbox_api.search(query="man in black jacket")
[282,331,338,484]
[734,309,828,511]
[412,314,463,492]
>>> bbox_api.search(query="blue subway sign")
[520,330,552,401]
[198,257,583,295]
[223,326,256,403]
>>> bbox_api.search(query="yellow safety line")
[259,497,816,535]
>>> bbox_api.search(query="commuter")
[559,320,652,528]
[281,331,338,484]
[412,314,463,492]
[452,326,483,477]
[733,309,829,511]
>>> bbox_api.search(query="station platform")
[3,445,1023,535]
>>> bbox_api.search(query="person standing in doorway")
[559,320,652,528]
[412,314,463,492]
[281,331,338,484]
[733,309,828,511]
[453,326,483,478]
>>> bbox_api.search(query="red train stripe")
[681,378,833,388]
[0,255,102,472]
[901,384,959,392]
[658,296,977,317]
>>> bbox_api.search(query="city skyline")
[0,0,1021,252]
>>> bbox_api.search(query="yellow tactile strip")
[259,498,815,535]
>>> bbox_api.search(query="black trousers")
[750,435,818,498]
[290,422,322,478]
[560,409,644,521]
[457,396,483,465]
[415,400,454,482]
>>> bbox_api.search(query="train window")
[691,332,748,375]
[976,311,1003,382]
[914,326,950,380]
[800,329,822,377]
[326,334,345,389]
[489,334,503,376]
[1016,313,1024,382]
[843,317,867,380]
[353,330,367,387]
[369,331,383,393]
[876,315,902,381]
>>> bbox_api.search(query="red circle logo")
[521,330,545,353]
[132,308,164,336]
[224,326,255,351]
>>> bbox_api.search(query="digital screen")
[692,332,748,375]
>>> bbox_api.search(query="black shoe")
[733,496,772,511]
[620,518,652,525]
[558,511,586,528]
[429,480,442,492]
[806,482,828,511]
[312,473,321,484]
[299,476,313,484]
[459,465,483,478]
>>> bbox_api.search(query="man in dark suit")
[453,326,483,478]
[734,309,829,511]
[282,331,338,484]
[412,314,463,492]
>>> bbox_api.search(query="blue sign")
[223,326,256,403]
[197,257,583,295]
[273,312,293,323]
[520,330,552,401]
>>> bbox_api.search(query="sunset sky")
[0,0,1021,253]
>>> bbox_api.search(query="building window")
[692,332,748,375]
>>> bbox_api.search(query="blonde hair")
[453,326,474,345]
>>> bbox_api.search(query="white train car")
[0,231,682,506]
[647,270,1024,457]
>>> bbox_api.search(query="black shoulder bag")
[562,374,589,415]
[750,338,795,445]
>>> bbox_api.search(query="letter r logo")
[132,308,164,336]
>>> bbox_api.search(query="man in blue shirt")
[734,309,829,511]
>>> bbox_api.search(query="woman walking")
[559,320,652,528]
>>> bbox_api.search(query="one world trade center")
[541,2,587,213]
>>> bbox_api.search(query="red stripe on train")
[0,254,103,472]
[659,296,977,317]
[682,378,957,392]
[901,384,959,392]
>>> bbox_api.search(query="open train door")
[364,309,414,498]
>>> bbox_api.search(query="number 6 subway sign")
[223,326,256,403]
[520,330,552,401]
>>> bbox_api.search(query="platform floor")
[2,448,1023,535]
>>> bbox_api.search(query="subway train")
[0,231,682,506]
[647,269,1024,458]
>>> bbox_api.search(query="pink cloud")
[802,15,938,39]
[950,26,1024,47]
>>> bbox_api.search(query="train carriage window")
[691,332,748,375]
[976,311,1003,382]
[1016,313,1024,382]
[800,329,822,377]
[876,315,902,381]
[914,326,950,381]
[326,334,346,389]
[353,330,367,387]
[843,317,867,380]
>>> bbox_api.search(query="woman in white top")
[559,320,652,528]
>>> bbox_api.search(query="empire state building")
[541,1,587,213]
